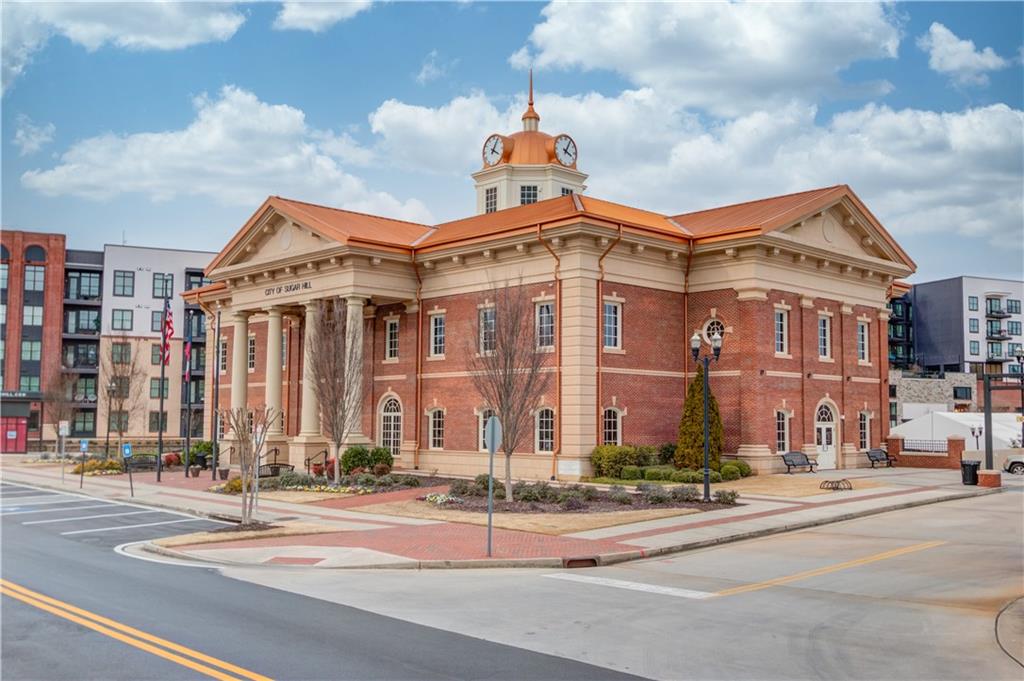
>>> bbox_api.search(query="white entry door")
[815,405,837,470]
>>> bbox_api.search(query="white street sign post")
[484,415,503,557]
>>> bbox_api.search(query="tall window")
[858,413,870,450]
[111,343,131,365]
[857,321,869,361]
[970,340,980,355]
[66,271,100,299]
[148,411,168,433]
[151,343,162,365]
[478,408,495,450]
[429,314,445,357]
[986,297,1002,314]
[818,316,831,358]
[21,341,41,361]
[988,342,1002,358]
[0,263,7,290]
[23,305,43,326]
[247,335,256,370]
[72,411,95,436]
[150,378,168,399]
[969,318,979,333]
[536,408,555,452]
[219,340,228,373]
[108,411,129,432]
[1008,299,1021,314]
[0,304,5,324]
[113,270,134,296]
[1009,321,1022,336]
[152,273,174,299]
[968,296,978,311]
[380,398,402,457]
[24,265,45,291]
[536,302,555,349]
[603,301,621,349]
[282,331,288,367]
[602,408,621,446]
[429,409,444,449]
[151,310,164,332]
[484,187,497,214]
[774,309,788,354]
[520,185,539,205]
[19,375,40,391]
[479,307,496,353]
[385,319,400,360]
[112,309,133,331]
[775,411,790,453]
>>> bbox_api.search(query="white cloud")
[12,114,55,156]
[415,49,451,85]
[366,88,1023,247]
[273,1,371,32]
[1,2,246,94]
[22,86,431,224]
[916,22,1009,86]
[510,2,901,116]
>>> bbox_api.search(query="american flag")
[183,332,192,382]
[161,298,174,366]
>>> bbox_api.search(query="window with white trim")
[219,340,228,373]
[774,310,789,354]
[479,307,496,353]
[536,302,555,349]
[429,409,444,450]
[282,331,287,367]
[21,340,41,361]
[0,263,7,290]
[775,411,790,453]
[703,319,725,345]
[602,408,621,446]
[23,305,43,326]
[484,187,497,214]
[247,335,256,370]
[536,408,555,452]
[857,321,869,361]
[478,408,495,451]
[380,398,402,457]
[429,313,445,357]
[818,316,831,358]
[385,318,399,360]
[24,265,45,291]
[520,185,538,205]
[859,412,870,450]
[603,302,621,349]
[112,309,132,331]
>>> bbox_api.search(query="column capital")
[346,295,370,307]
[262,305,284,316]
[230,309,252,321]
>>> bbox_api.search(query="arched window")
[602,408,621,446]
[536,408,554,452]
[816,404,835,423]
[380,398,402,457]
[428,409,445,450]
[478,408,495,451]
[1,245,9,260]
[25,246,46,262]
[703,318,725,345]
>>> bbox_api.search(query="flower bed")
[209,470,431,496]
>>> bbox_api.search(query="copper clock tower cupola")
[472,71,588,215]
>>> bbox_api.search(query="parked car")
[1003,454,1024,476]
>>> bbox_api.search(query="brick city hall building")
[186,89,915,478]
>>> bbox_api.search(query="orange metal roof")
[417,195,579,249]
[672,185,846,236]
[578,196,691,238]
[180,280,226,303]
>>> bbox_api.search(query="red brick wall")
[978,378,1023,413]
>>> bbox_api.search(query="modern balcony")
[63,296,102,307]
[986,329,1012,341]
[986,308,1011,319]
[986,353,1009,362]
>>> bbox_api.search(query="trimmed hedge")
[720,464,741,481]
[729,459,753,477]
[621,465,642,480]
[590,445,648,479]
[341,446,371,474]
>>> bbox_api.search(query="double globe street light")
[690,329,723,503]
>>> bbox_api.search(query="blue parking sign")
[122,443,133,459]
[79,440,88,453]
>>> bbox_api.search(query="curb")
[138,486,1003,571]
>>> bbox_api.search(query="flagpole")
[211,309,221,481]
[183,309,192,477]
[156,296,168,482]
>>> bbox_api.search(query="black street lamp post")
[690,329,723,503]
[969,425,983,450]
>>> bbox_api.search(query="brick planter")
[978,469,1002,488]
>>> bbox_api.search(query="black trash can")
[960,460,980,486]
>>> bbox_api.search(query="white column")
[264,307,283,435]
[299,301,321,436]
[345,296,366,438]
[230,311,249,414]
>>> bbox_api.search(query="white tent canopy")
[891,411,1022,450]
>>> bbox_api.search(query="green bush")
[658,442,677,465]
[643,487,672,505]
[713,489,740,505]
[190,440,213,456]
[472,474,505,499]
[513,481,554,502]
[610,490,634,505]
[720,464,741,481]
[633,444,657,466]
[369,447,394,469]
[669,470,692,483]
[355,473,377,486]
[559,492,586,510]
[729,459,752,477]
[375,474,397,487]
[590,445,645,479]
[671,485,700,502]
[341,446,372,474]
[278,470,315,487]
[710,470,722,483]
[565,484,598,501]
[449,479,472,496]
[621,465,642,480]
[397,475,421,487]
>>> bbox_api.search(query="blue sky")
[2,1,1022,282]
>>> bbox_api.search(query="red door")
[1,417,28,453]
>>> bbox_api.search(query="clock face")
[554,135,577,166]
[483,135,504,166]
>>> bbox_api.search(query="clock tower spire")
[471,72,587,215]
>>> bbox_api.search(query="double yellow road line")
[0,579,273,681]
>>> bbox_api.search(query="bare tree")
[468,283,552,499]
[101,334,147,448]
[306,298,362,482]
[220,405,276,525]
[43,366,79,453]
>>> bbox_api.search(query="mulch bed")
[427,495,737,514]
[209,521,280,533]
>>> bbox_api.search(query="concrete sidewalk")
[2,463,1007,569]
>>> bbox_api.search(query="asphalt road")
[0,481,637,681]
[224,488,1024,680]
